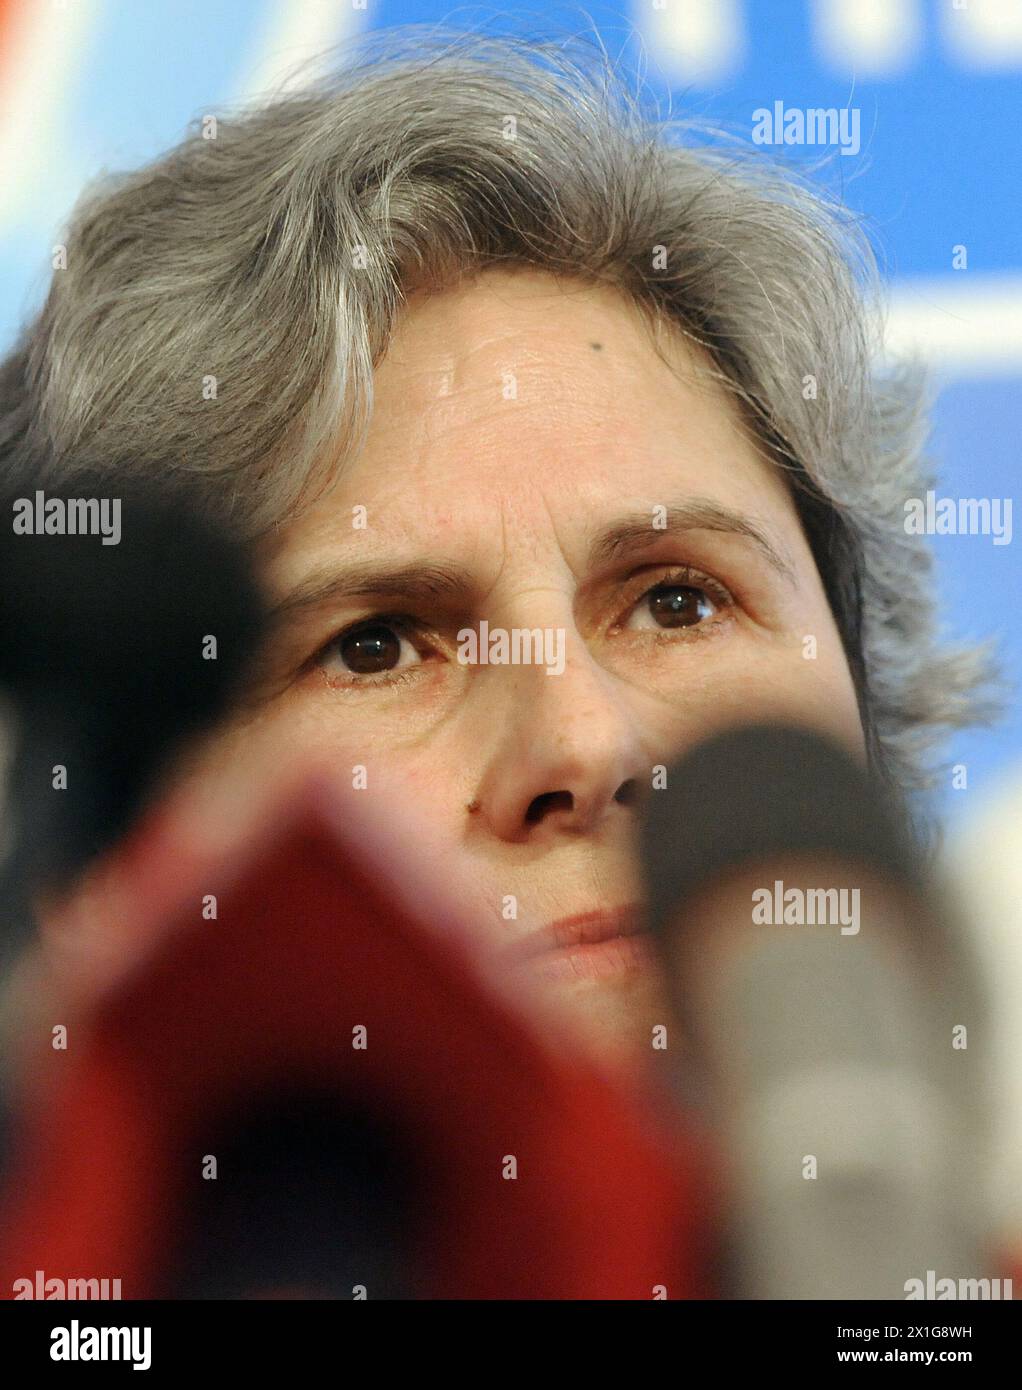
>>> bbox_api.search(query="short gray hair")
[0,25,996,812]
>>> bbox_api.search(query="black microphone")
[0,472,265,958]
[639,723,992,1299]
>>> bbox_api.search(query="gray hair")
[0,25,996,813]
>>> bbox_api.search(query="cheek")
[636,630,865,770]
[776,604,867,757]
[712,636,866,759]
[233,697,465,821]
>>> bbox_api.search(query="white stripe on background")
[811,0,921,77]
[639,0,746,87]
[942,0,1022,70]
[0,0,103,233]
[232,0,365,106]
[886,274,1022,375]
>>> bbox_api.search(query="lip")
[509,904,655,984]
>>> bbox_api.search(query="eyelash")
[310,565,735,693]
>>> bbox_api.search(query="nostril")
[525,790,573,824]
[614,779,640,807]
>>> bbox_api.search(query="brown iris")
[647,583,713,628]
[338,622,403,674]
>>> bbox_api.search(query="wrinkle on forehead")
[377,267,711,422]
[268,266,802,596]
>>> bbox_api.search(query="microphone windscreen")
[639,722,924,944]
[0,473,266,888]
[637,721,992,1298]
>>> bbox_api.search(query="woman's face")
[214,268,865,1067]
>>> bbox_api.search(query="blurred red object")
[0,764,715,1299]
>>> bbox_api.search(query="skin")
[69,266,865,1074]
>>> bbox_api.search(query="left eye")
[626,581,719,631]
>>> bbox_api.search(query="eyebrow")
[269,560,474,623]
[587,499,797,585]
[270,497,797,622]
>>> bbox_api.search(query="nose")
[468,637,649,844]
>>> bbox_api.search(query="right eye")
[318,618,426,685]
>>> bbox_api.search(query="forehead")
[271,268,797,576]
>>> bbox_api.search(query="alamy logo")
[905,1270,1013,1300]
[457,621,565,676]
[752,101,861,156]
[50,1320,151,1372]
[13,1270,122,1299]
[752,879,860,935]
[11,489,121,545]
[903,491,1012,545]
